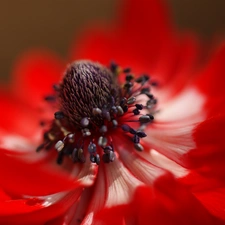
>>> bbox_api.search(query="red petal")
[119,0,174,71]
[145,121,197,166]
[72,26,150,74]
[72,0,202,98]
[195,188,225,221]
[72,0,174,73]
[11,50,65,107]
[0,188,11,201]
[0,148,84,196]
[0,199,44,215]
[96,204,126,225]
[0,92,40,138]
[182,114,225,182]
[159,34,200,95]
[120,0,173,38]
[79,169,106,224]
[195,42,225,97]
[116,135,166,184]
[0,188,83,225]
[97,173,224,225]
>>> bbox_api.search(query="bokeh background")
[0,0,225,81]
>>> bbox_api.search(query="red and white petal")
[0,133,41,157]
[0,188,83,225]
[144,121,197,166]
[82,159,143,224]
[142,86,207,167]
[44,187,93,225]
[0,146,97,196]
[116,142,166,184]
[96,174,224,225]
[80,168,106,224]
[116,134,189,179]
[156,87,206,123]
[148,149,189,178]
[103,159,143,207]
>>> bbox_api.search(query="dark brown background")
[0,0,225,81]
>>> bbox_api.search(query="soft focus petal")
[194,188,225,221]
[96,174,224,225]
[0,92,41,138]
[0,147,97,196]
[11,50,65,107]
[183,114,225,182]
[72,0,175,75]
[0,0,224,224]
[0,149,78,196]
[156,87,206,122]
[195,42,225,98]
[0,189,83,225]
[72,0,202,95]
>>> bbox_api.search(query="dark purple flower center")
[59,61,120,127]
[37,60,157,165]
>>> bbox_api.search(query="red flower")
[1,0,225,224]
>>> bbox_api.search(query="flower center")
[37,60,157,165]
[59,61,120,127]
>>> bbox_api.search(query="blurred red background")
[0,0,224,81]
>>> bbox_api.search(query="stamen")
[93,108,102,116]
[102,150,115,163]
[102,111,111,121]
[57,151,64,164]
[132,135,140,144]
[36,143,45,152]
[116,106,124,116]
[78,148,86,163]
[72,148,78,162]
[44,95,56,102]
[53,84,60,91]
[136,131,147,138]
[88,142,97,153]
[125,74,134,81]
[80,117,89,127]
[140,87,150,94]
[82,128,91,137]
[139,115,152,123]
[90,154,96,163]
[135,104,144,110]
[110,61,118,73]
[121,124,131,132]
[133,108,140,115]
[100,125,107,133]
[98,136,107,147]
[123,68,131,73]
[54,111,64,120]
[37,60,158,165]
[127,96,136,105]
[55,140,64,152]
[134,143,144,152]
[135,75,149,85]
[95,154,100,165]
[112,119,118,127]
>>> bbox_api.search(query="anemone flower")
[0,0,225,224]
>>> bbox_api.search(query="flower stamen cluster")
[37,60,157,165]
